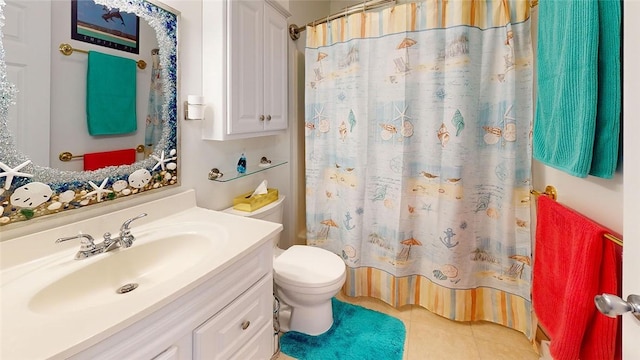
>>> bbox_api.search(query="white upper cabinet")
[202,0,290,141]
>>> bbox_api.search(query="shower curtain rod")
[288,0,396,41]
[288,0,539,41]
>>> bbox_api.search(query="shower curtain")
[144,49,163,156]
[305,0,534,337]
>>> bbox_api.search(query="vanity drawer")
[193,274,273,360]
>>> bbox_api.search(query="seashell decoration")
[451,109,465,136]
[380,123,398,133]
[483,126,502,144]
[486,207,500,219]
[10,182,53,208]
[318,119,330,133]
[339,121,347,141]
[348,109,356,132]
[112,180,129,192]
[437,123,450,147]
[483,126,502,136]
[401,121,414,137]
[441,264,459,278]
[59,189,76,203]
[129,169,152,189]
[503,123,517,142]
[47,202,62,211]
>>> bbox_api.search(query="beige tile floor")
[275,292,540,360]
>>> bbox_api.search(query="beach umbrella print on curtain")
[320,219,339,239]
[396,38,416,72]
[399,237,422,261]
[317,52,328,80]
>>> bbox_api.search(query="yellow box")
[232,188,279,212]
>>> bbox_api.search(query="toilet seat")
[274,245,345,288]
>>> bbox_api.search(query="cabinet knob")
[259,115,265,121]
[266,115,272,121]
[241,320,251,330]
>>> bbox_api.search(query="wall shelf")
[209,160,288,182]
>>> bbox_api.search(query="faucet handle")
[56,233,96,251]
[56,233,95,245]
[120,213,148,232]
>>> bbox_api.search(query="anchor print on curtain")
[305,0,535,338]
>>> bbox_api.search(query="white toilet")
[223,195,346,336]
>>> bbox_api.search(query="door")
[623,1,640,357]
[4,0,51,166]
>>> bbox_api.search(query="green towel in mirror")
[86,51,137,136]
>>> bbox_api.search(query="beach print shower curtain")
[305,0,535,337]
[145,49,163,155]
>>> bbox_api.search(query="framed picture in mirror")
[71,0,140,54]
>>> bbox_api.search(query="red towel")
[83,149,136,171]
[532,195,619,360]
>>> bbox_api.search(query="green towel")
[86,51,137,136]
[533,0,621,179]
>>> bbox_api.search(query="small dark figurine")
[208,168,223,180]
[259,156,272,167]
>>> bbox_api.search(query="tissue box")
[233,188,279,212]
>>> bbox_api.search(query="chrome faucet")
[103,213,148,251]
[56,213,148,260]
[56,233,103,260]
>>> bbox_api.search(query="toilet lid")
[273,245,345,288]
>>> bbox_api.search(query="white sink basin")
[0,190,282,360]
[28,227,218,314]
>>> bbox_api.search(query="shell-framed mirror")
[0,0,179,228]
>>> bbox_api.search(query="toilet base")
[286,299,334,336]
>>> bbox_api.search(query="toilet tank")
[223,195,285,223]
[223,195,285,248]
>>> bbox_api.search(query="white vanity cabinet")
[202,0,290,141]
[69,241,274,360]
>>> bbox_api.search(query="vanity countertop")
[0,190,282,360]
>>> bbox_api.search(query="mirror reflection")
[8,0,159,171]
[0,0,179,227]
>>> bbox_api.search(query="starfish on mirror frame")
[83,178,113,203]
[151,150,178,171]
[0,160,34,190]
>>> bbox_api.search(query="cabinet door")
[193,275,273,360]
[228,0,265,135]
[229,323,274,360]
[263,3,288,132]
[152,346,179,360]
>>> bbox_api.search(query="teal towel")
[86,51,137,136]
[533,0,621,179]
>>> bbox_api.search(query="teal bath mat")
[280,298,406,360]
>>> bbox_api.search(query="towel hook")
[530,185,557,201]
